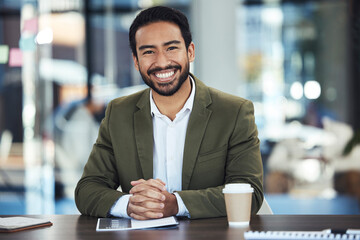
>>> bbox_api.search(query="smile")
[155,71,175,79]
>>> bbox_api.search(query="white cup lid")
[222,183,254,193]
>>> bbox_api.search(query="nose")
[154,51,170,68]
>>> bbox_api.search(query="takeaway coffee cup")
[222,183,253,227]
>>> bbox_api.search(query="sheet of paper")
[131,216,178,229]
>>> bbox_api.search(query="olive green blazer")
[75,75,263,219]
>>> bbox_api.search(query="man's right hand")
[127,179,167,220]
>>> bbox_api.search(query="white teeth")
[155,71,174,79]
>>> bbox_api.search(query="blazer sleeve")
[177,100,264,219]
[74,101,124,217]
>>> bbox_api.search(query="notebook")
[0,217,52,233]
[244,230,360,240]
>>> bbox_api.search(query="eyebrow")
[164,40,181,46]
[138,40,181,51]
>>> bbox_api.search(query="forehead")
[135,21,184,46]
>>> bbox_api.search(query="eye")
[143,50,154,55]
[167,46,178,51]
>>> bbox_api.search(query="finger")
[130,186,166,201]
[130,179,166,193]
[130,179,146,186]
[130,191,166,203]
[128,203,164,219]
[130,179,167,192]
[130,212,163,220]
[131,179,166,192]
[130,211,164,220]
[129,213,149,220]
[130,196,165,210]
[148,179,166,190]
[155,178,166,186]
[130,183,162,194]
[128,201,148,214]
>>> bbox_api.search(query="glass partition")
[236,0,358,213]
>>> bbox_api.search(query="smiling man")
[75,6,263,220]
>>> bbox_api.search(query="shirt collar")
[150,76,196,117]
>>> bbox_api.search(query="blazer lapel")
[182,76,212,190]
[134,89,153,180]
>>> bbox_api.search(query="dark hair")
[129,6,192,58]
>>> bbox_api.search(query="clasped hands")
[127,179,179,220]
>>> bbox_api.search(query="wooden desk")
[1,215,360,240]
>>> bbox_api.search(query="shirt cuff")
[173,192,190,218]
[109,194,132,218]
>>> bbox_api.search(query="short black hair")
[129,6,192,58]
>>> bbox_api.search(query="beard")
[139,62,190,96]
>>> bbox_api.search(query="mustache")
[147,65,181,75]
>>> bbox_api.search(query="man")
[75,6,263,220]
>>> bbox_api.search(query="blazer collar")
[182,74,212,189]
[190,73,212,109]
[134,89,153,180]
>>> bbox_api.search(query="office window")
[237,0,359,214]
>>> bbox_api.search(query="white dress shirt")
[110,77,195,218]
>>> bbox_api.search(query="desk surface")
[1,215,360,240]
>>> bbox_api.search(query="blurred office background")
[0,0,360,215]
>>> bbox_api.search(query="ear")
[132,54,139,71]
[187,42,195,63]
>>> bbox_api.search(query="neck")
[152,77,192,121]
